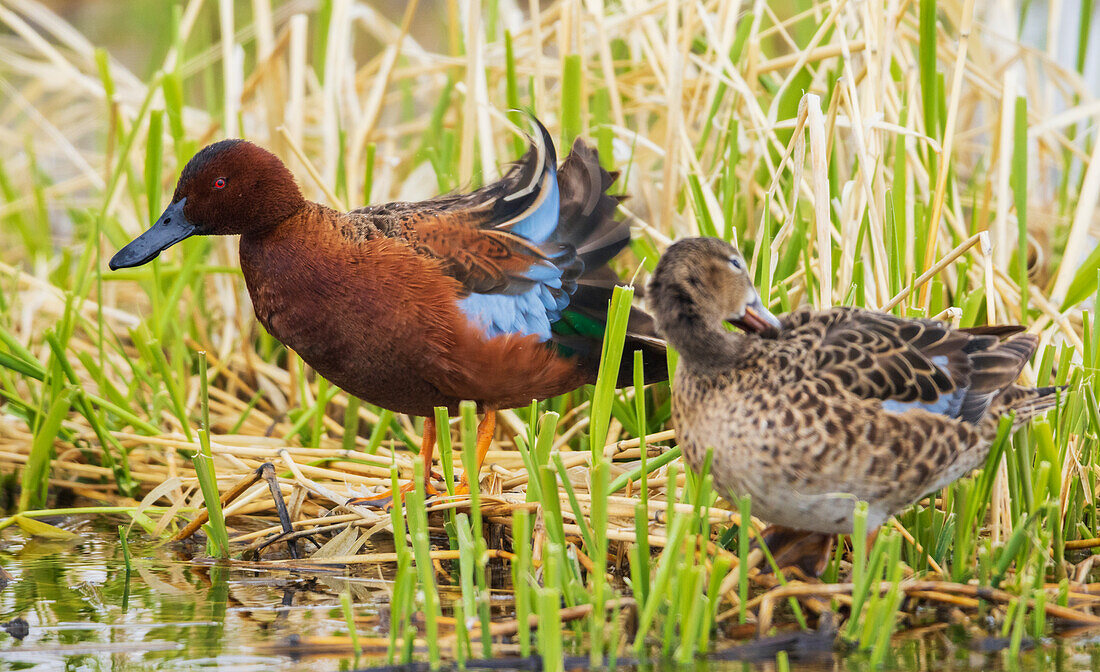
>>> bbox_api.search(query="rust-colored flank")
[110,118,665,502]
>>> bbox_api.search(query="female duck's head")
[109,140,305,270]
[647,237,781,348]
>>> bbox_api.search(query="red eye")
[213,177,226,189]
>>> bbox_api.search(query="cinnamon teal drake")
[110,118,665,503]
[647,237,1061,575]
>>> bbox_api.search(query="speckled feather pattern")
[649,238,1060,535]
[672,306,1058,533]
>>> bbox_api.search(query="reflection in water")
[0,517,379,671]
[0,517,1097,671]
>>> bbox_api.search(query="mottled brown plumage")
[648,238,1060,566]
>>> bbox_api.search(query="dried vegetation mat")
[1,0,1100,666]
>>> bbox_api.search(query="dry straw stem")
[0,0,1098,641]
[754,580,1100,635]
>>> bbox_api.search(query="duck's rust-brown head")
[109,140,304,269]
[647,237,781,343]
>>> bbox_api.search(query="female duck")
[110,119,665,502]
[648,237,1060,574]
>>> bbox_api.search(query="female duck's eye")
[728,257,743,271]
[213,177,227,190]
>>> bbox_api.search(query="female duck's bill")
[732,293,781,333]
[650,235,1062,576]
[109,198,196,270]
[647,236,781,337]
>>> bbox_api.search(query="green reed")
[0,0,1097,668]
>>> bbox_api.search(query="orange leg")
[455,411,495,496]
[416,416,440,495]
[348,416,439,508]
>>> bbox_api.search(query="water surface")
[1,517,1097,671]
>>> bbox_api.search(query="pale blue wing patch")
[520,259,561,282]
[497,167,560,244]
[459,288,557,341]
[880,356,967,418]
[880,391,965,417]
[459,164,571,341]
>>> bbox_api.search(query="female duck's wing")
[781,306,1037,424]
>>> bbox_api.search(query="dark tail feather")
[525,129,666,386]
[552,330,668,387]
[1001,384,1066,426]
[553,139,631,275]
[959,324,1027,339]
[546,138,666,385]
[959,333,1038,424]
[618,332,669,386]
[556,273,667,386]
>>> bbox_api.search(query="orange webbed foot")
[347,478,441,509]
[346,417,441,509]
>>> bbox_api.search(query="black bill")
[109,198,196,270]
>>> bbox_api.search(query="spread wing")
[352,117,627,343]
[781,307,1037,424]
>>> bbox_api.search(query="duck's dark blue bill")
[109,198,196,270]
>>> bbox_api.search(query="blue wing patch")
[501,166,559,241]
[458,166,570,341]
[880,356,967,418]
[458,285,564,341]
[880,391,966,417]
